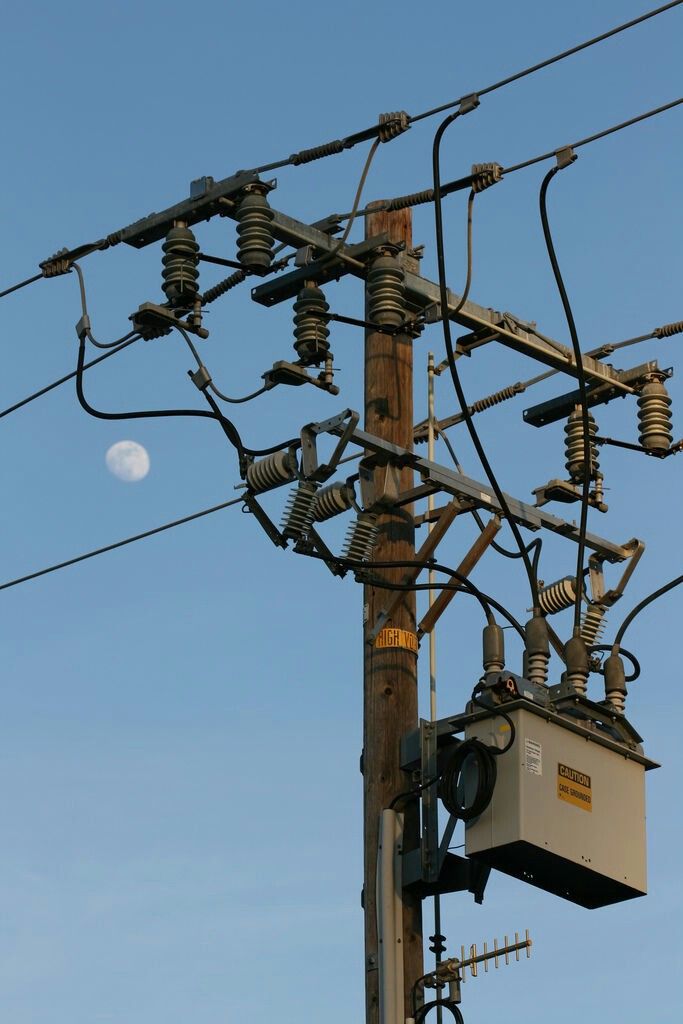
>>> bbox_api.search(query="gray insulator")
[564,635,589,696]
[313,481,355,522]
[162,224,199,307]
[246,451,297,494]
[525,616,550,687]
[293,284,330,365]
[538,576,577,616]
[343,512,379,564]
[280,481,319,540]
[367,249,405,327]
[565,406,599,482]
[236,184,274,272]
[483,623,505,673]
[580,604,607,647]
[603,652,627,714]
[637,375,673,451]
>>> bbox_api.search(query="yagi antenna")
[421,930,532,1007]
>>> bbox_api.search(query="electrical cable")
[411,1,683,123]
[432,112,540,609]
[613,573,683,648]
[539,161,590,635]
[0,272,43,300]
[71,263,137,349]
[0,497,243,593]
[588,644,640,683]
[0,336,139,420]
[504,96,683,175]
[414,999,464,1024]
[174,325,272,405]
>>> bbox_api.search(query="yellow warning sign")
[375,628,419,654]
[557,762,592,812]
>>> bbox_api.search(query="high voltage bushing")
[524,616,549,687]
[537,576,577,616]
[483,622,505,673]
[367,246,405,328]
[564,635,589,696]
[312,481,355,522]
[342,512,379,563]
[281,481,319,540]
[161,222,199,308]
[565,406,600,482]
[293,283,330,365]
[246,450,297,494]
[236,183,274,272]
[603,652,627,714]
[637,372,673,451]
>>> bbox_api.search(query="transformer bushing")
[236,183,274,272]
[293,283,330,365]
[367,246,405,328]
[162,223,199,308]
[637,373,673,451]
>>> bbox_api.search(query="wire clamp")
[555,146,577,169]
[189,365,212,391]
[378,110,410,142]
[75,313,91,341]
[40,248,73,277]
[471,163,503,192]
[458,94,480,115]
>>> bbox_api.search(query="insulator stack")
[293,284,331,365]
[565,407,599,482]
[637,373,673,451]
[367,247,405,327]
[246,451,297,494]
[564,636,589,696]
[525,617,549,688]
[236,183,274,272]
[537,576,577,616]
[313,481,355,522]
[281,481,319,540]
[526,651,549,687]
[342,512,379,564]
[604,653,627,714]
[469,382,525,415]
[161,223,199,308]
[580,605,608,647]
[483,623,505,674]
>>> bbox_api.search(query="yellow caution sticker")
[375,628,419,654]
[557,762,592,812]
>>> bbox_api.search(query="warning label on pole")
[375,628,419,654]
[557,762,592,812]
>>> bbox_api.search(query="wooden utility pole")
[363,203,423,1023]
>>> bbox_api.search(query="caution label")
[375,628,419,654]
[557,762,592,812]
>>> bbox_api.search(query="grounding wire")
[0,497,243,593]
[539,162,591,635]
[613,573,683,648]
[0,336,139,420]
[432,111,540,609]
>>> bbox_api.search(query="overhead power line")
[1,2,680,302]
[0,497,244,593]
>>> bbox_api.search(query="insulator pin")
[537,577,577,616]
[162,224,199,308]
[565,406,599,482]
[343,512,379,564]
[637,374,673,451]
[367,248,405,327]
[246,451,297,494]
[281,481,319,540]
[313,481,355,522]
[293,284,331,365]
[236,183,274,272]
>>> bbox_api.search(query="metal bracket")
[241,493,286,549]
[300,409,359,481]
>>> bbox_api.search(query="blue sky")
[1,2,682,1022]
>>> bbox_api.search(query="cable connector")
[189,365,212,391]
[555,146,577,169]
[378,110,410,142]
[459,93,480,115]
[75,314,91,341]
[40,248,73,277]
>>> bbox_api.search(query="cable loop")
[378,110,410,143]
[471,162,503,192]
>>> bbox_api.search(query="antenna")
[417,930,532,1013]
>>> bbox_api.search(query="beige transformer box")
[465,703,658,908]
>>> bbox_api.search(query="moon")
[105,440,150,483]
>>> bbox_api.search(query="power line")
[0,497,244,593]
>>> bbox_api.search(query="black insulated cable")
[613,573,683,648]
[538,157,590,635]
[432,109,540,610]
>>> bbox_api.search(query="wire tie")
[458,94,480,115]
